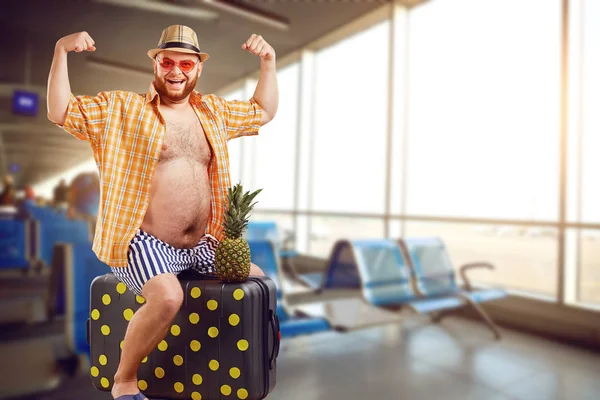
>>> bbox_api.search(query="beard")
[153,73,198,102]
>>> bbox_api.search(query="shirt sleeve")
[55,92,111,144]
[217,96,263,140]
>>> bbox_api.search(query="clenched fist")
[242,34,275,62]
[56,31,96,54]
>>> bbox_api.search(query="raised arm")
[242,34,279,125]
[47,31,96,125]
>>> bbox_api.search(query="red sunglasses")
[156,56,200,73]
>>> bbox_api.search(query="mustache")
[153,74,198,101]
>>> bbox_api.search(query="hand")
[56,31,96,54]
[242,34,275,62]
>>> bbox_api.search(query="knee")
[250,263,265,277]
[143,275,184,316]
[161,290,184,316]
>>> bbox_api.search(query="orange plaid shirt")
[58,83,262,267]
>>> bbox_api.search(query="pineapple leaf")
[222,183,263,239]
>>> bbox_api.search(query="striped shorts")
[110,229,218,296]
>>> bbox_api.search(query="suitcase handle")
[269,311,280,370]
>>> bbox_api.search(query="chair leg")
[459,294,501,340]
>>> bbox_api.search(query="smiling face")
[152,50,203,103]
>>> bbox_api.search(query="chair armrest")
[459,262,495,291]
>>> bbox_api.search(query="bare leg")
[250,262,265,276]
[111,273,183,399]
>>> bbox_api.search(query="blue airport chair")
[351,239,416,307]
[41,217,90,267]
[246,220,298,257]
[246,221,280,243]
[248,239,330,338]
[321,240,363,290]
[0,219,37,271]
[245,221,324,290]
[49,242,108,359]
[297,272,325,289]
[246,221,340,291]
[320,239,503,339]
[22,203,91,267]
[400,237,507,338]
[322,239,461,311]
[51,219,91,264]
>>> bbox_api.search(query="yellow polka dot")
[101,325,111,336]
[136,295,145,304]
[208,327,219,338]
[207,300,218,310]
[174,382,184,393]
[191,392,202,400]
[191,287,201,298]
[192,374,203,385]
[229,367,241,379]
[237,339,249,351]
[190,340,201,352]
[120,341,124,350]
[155,367,165,379]
[173,355,183,366]
[100,377,109,388]
[221,385,232,396]
[158,340,168,351]
[229,314,240,326]
[209,359,219,371]
[138,380,148,390]
[171,325,181,336]
[142,356,148,363]
[123,308,134,321]
[99,355,107,365]
[189,313,200,324]
[116,282,127,294]
[91,309,100,320]
[90,366,99,377]
[237,388,249,399]
[233,289,245,300]
[102,294,111,305]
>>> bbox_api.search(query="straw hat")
[147,25,210,62]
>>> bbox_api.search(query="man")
[47,25,278,400]
[0,175,16,206]
[53,178,69,210]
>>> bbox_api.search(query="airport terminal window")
[577,0,600,305]
[405,0,561,221]
[308,216,384,258]
[580,0,600,224]
[253,63,299,211]
[580,230,600,305]
[405,221,558,298]
[311,20,390,214]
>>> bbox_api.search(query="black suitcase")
[87,271,280,400]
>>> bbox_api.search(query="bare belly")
[141,159,211,249]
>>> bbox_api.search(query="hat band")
[157,41,201,53]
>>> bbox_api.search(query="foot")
[111,379,148,400]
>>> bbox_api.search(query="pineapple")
[214,183,262,282]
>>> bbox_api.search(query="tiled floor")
[7,316,600,400]
[267,316,600,400]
